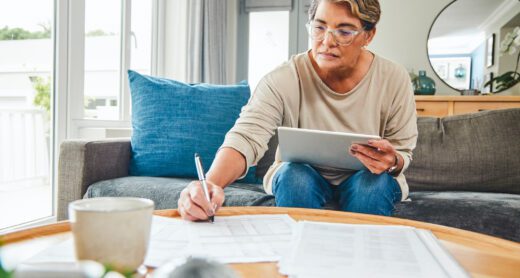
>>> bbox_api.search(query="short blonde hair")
[308,0,381,31]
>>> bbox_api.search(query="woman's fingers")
[178,185,211,221]
[178,201,199,221]
[209,184,225,211]
[178,181,226,221]
[367,139,394,153]
[188,181,214,216]
[351,148,386,174]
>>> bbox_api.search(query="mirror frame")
[426,0,520,95]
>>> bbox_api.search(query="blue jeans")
[271,163,402,216]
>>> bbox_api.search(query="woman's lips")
[318,52,339,60]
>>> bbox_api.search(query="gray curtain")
[186,0,228,84]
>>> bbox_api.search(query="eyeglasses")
[306,21,363,46]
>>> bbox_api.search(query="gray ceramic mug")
[68,197,154,271]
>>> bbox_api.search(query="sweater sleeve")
[219,71,287,178]
[384,66,418,173]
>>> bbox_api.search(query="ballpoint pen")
[194,153,215,222]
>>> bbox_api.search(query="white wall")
[369,0,455,95]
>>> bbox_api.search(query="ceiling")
[428,0,512,55]
[430,0,507,39]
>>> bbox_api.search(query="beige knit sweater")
[221,51,418,200]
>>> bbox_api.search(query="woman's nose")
[322,30,337,47]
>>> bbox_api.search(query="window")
[84,0,121,120]
[0,0,158,231]
[131,0,152,75]
[248,11,290,90]
[237,0,311,88]
[72,0,154,123]
[0,0,53,230]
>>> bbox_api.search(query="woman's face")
[310,0,374,72]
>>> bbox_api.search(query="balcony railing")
[0,108,49,187]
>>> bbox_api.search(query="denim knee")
[338,170,401,216]
[272,163,331,209]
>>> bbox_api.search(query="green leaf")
[102,264,134,278]
[0,259,13,278]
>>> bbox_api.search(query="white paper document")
[279,221,469,278]
[18,214,468,277]
[24,238,76,264]
[20,216,188,267]
[143,215,190,267]
[21,214,295,267]
[187,214,295,263]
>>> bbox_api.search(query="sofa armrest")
[57,139,131,220]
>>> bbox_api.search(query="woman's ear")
[364,28,376,46]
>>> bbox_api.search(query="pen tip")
[209,216,215,223]
[194,153,199,158]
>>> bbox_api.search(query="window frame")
[236,0,311,82]
[55,0,161,141]
[0,0,161,232]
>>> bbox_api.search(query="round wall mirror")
[428,0,520,95]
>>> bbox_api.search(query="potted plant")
[484,27,520,92]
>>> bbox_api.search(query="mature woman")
[178,0,418,221]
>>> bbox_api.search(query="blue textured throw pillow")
[128,70,258,183]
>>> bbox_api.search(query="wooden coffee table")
[2,207,520,278]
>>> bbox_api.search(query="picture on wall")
[430,57,472,90]
[433,63,448,79]
[486,34,495,68]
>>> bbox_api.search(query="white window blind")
[244,0,292,12]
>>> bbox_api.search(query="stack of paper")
[16,215,470,278]
[278,221,470,278]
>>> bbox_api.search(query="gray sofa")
[58,108,520,242]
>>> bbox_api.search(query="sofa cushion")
[85,176,274,209]
[257,109,520,193]
[406,108,520,194]
[85,177,519,242]
[394,191,520,242]
[128,70,258,183]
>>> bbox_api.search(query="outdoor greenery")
[0,25,114,41]
[0,238,13,278]
[0,24,51,40]
[86,29,116,37]
[32,76,51,114]
[0,260,13,278]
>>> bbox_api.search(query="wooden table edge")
[3,207,519,254]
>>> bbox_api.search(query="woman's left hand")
[350,139,401,175]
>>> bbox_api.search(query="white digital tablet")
[277,127,381,170]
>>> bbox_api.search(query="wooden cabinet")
[415,96,520,117]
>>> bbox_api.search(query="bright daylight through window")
[0,0,152,231]
[0,0,53,230]
[84,0,122,120]
[248,11,289,91]
[84,0,151,120]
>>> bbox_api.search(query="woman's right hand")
[178,180,225,221]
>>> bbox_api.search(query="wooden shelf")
[414,95,520,117]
